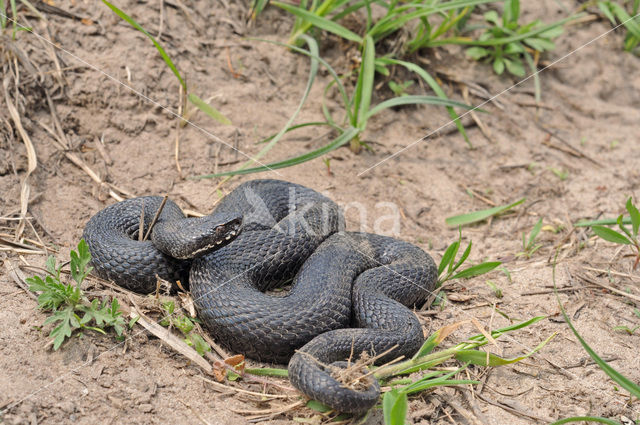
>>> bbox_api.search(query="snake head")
[151,213,243,259]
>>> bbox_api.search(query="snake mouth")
[189,217,243,257]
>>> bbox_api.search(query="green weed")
[591,197,640,269]
[445,197,526,227]
[159,300,211,356]
[517,217,543,258]
[27,240,126,350]
[464,0,566,79]
[597,0,640,53]
[613,308,640,335]
[437,229,501,287]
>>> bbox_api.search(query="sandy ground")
[1,1,639,424]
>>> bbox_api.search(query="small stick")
[143,196,168,241]
[138,200,145,242]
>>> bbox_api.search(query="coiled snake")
[83,179,437,414]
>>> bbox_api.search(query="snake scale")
[83,179,437,414]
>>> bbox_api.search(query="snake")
[83,179,437,414]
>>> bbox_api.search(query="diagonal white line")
[0,11,283,176]
[358,11,640,177]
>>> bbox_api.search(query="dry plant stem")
[3,72,37,241]
[142,196,168,241]
[175,84,184,176]
[582,266,640,283]
[198,376,291,399]
[5,258,38,300]
[576,273,640,303]
[127,294,213,373]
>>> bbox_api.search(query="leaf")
[271,1,363,43]
[592,226,631,245]
[378,57,471,146]
[245,367,289,377]
[189,334,211,356]
[466,46,489,60]
[45,255,57,276]
[450,261,501,280]
[196,126,360,177]
[626,197,640,236]
[187,94,231,126]
[455,332,555,366]
[574,216,633,227]
[445,198,526,227]
[554,282,640,399]
[438,240,460,276]
[306,399,332,413]
[492,57,505,74]
[527,218,543,248]
[382,389,407,425]
[504,57,525,76]
[548,417,623,425]
[364,95,475,121]
[523,37,555,52]
[355,35,376,129]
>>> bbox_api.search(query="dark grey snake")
[83,179,437,414]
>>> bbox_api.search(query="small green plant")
[159,300,211,356]
[437,229,501,287]
[551,252,640,425]
[613,308,640,335]
[485,280,503,298]
[465,0,566,77]
[517,217,543,258]
[591,197,640,269]
[388,80,414,97]
[550,167,569,180]
[27,240,126,350]
[597,0,640,53]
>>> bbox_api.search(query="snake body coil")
[83,179,437,414]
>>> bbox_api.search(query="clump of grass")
[591,197,640,269]
[437,229,501,287]
[158,300,211,356]
[27,240,126,350]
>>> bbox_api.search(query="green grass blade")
[187,94,232,125]
[574,217,633,227]
[438,240,460,276]
[379,57,470,146]
[458,316,547,348]
[455,332,555,366]
[245,367,289,377]
[450,261,501,280]
[272,0,363,43]
[364,95,475,121]
[591,226,631,245]
[354,35,376,129]
[445,198,526,227]
[249,37,354,124]
[196,127,360,178]
[228,34,319,175]
[257,122,335,144]
[553,260,640,399]
[382,389,407,425]
[626,197,640,236]
[549,417,623,425]
[101,0,185,90]
[429,14,583,47]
